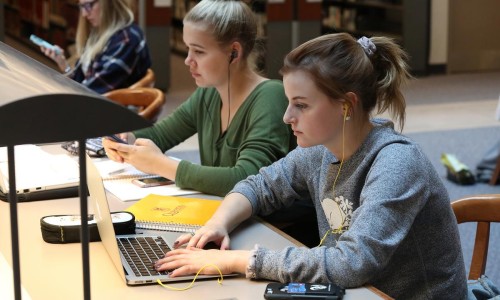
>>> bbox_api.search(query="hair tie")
[357,36,376,57]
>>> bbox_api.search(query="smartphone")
[264,283,345,300]
[132,177,174,188]
[105,135,127,144]
[29,34,61,55]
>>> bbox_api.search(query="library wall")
[448,0,500,73]
[429,0,448,65]
[142,0,171,91]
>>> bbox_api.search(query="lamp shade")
[0,41,151,146]
[0,41,153,300]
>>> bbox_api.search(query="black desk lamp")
[0,42,151,300]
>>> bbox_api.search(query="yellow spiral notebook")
[125,194,221,233]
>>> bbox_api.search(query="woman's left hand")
[154,247,250,278]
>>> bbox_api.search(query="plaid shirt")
[70,23,151,94]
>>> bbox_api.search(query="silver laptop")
[0,145,79,201]
[85,155,221,285]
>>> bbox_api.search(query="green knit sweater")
[133,80,295,196]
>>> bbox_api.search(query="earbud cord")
[318,107,348,247]
[156,263,223,291]
[332,108,348,197]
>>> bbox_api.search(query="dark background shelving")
[321,0,429,75]
[3,0,430,77]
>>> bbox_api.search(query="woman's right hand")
[40,45,68,72]
[174,221,231,251]
[102,136,125,163]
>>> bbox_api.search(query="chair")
[129,68,155,89]
[103,87,165,122]
[489,155,500,185]
[451,194,500,279]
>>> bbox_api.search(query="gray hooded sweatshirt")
[232,119,467,299]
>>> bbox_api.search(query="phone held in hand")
[264,282,345,300]
[105,135,127,144]
[29,34,61,55]
[132,177,174,188]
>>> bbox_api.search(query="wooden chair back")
[490,155,500,185]
[129,68,155,89]
[103,87,165,122]
[451,194,500,279]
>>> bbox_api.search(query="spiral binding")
[105,174,158,181]
[135,221,201,234]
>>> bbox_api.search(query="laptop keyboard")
[117,236,171,277]
[61,138,107,157]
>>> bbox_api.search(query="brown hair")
[280,33,412,130]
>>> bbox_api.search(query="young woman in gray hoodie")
[154,32,467,299]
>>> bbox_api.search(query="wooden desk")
[0,151,392,299]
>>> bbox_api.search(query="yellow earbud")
[343,103,350,121]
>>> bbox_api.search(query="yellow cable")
[318,216,346,247]
[322,109,348,248]
[157,263,223,291]
[332,107,348,198]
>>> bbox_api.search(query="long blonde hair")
[76,0,134,68]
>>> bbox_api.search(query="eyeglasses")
[78,0,98,13]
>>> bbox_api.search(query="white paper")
[103,179,199,202]
[92,159,199,202]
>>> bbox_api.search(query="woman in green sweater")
[103,0,295,197]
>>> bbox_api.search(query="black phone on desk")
[264,282,345,300]
[132,176,174,188]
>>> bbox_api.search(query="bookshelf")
[2,0,172,91]
[3,0,77,54]
[322,0,403,39]
[321,0,430,75]
[171,0,196,55]
[171,0,321,79]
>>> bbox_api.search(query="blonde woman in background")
[39,0,151,93]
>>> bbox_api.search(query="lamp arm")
[78,140,91,300]
[7,145,22,300]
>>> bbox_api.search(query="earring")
[345,114,351,121]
